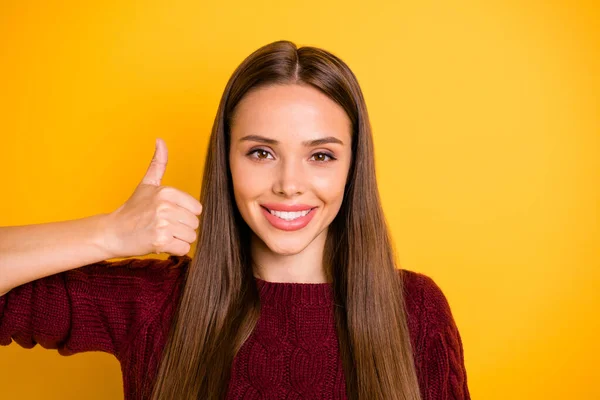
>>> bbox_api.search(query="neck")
[250,229,331,283]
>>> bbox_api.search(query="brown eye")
[247,149,274,160]
[257,150,268,159]
[310,152,334,162]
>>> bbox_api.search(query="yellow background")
[1,1,598,399]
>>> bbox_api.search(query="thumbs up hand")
[104,138,203,258]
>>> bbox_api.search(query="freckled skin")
[228,83,352,282]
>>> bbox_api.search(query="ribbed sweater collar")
[253,276,334,307]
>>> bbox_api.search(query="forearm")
[0,213,116,296]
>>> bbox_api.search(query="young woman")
[0,40,470,399]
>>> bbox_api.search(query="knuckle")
[155,218,169,228]
[158,185,175,198]
[152,231,169,246]
[156,201,172,214]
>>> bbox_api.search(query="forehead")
[230,83,351,141]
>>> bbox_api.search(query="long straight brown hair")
[149,40,422,400]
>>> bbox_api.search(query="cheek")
[312,170,348,207]
[230,161,268,206]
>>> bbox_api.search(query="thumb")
[141,138,168,186]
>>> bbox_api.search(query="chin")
[262,237,310,256]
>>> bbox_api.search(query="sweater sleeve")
[0,254,189,361]
[418,275,471,400]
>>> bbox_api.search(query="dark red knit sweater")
[0,255,470,399]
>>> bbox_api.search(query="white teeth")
[270,209,311,221]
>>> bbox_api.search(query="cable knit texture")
[0,255,470,399]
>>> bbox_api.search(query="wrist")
[92,212,123,259]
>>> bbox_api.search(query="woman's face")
[229,83,352,256]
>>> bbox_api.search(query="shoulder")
[398,269,471,397]
[397,268,458,338]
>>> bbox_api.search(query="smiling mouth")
[261,206,316,221]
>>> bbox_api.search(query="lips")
[260,204,317,231]
[260,203,316,212]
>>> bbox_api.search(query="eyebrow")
[239,134,344,147]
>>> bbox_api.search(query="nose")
[273,157,306,197]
